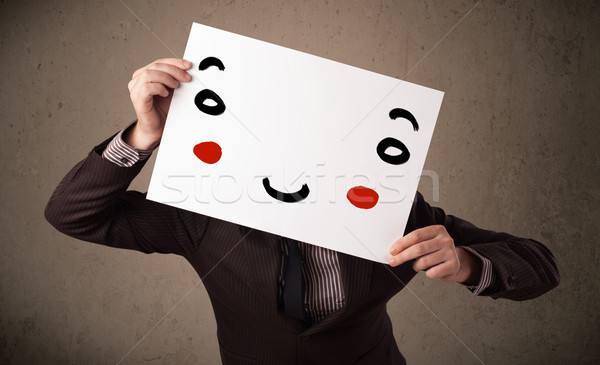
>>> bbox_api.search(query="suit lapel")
[240,226,282,311]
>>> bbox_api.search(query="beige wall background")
[1,0,598,364]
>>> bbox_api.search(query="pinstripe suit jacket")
[45,136,559,364]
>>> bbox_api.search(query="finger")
[145,62,193,82]
[389,225,444,255]
[133,58,192,79]
[389,238,439,267]
[136,69,181,90]
[438,273,457,281]
[412,249,452,272]
[128,77,137,93]
[424,260,460,280]
[132,82,170,104]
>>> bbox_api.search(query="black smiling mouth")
[262,177,310,203]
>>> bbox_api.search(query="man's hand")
[124,58,193,150]
[388,225,482,285]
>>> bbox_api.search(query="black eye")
[377,137,410,165]
[198,56,225,71]
[194,89,226,116]
[377,108,419,165]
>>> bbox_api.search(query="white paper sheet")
[147,23,444,263]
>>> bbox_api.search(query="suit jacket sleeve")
[44,135,208,256]
[407,192,560,301]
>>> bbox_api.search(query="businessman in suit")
[45,58,559,364]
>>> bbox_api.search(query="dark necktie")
[283,239,308,322]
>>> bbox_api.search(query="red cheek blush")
[347,186,379,209]
[193,141,222,164]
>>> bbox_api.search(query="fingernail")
[186,72,192,80]
[389,247,396,255]
[388,257,396,266]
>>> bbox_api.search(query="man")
[45,58,559,364]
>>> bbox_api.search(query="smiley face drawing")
[147,23,444,263]
[192,57,421,209]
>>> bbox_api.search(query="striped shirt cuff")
[102,126,154,167]
[460,246,494,296]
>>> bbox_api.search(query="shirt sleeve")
[460,246,495,295]
[101,124,154,167]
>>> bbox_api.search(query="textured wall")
[1,0,598,364]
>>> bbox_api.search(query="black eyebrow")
[389,108,419,131]
[198,56,225,71]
